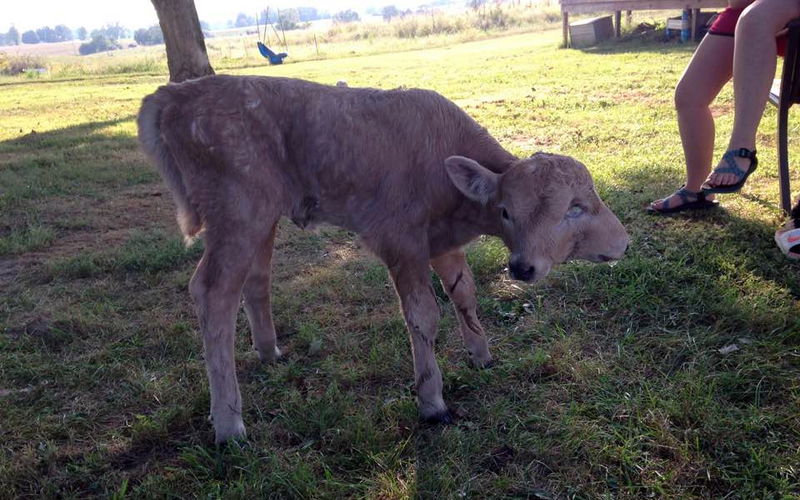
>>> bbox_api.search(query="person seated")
[649,0,800,259]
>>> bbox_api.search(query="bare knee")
[738,2,798,38]
[674,78,711,112]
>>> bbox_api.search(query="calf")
[137,75,629,443]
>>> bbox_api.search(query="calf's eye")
[501,208,510,221]
[566,205,584,219]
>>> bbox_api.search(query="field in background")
[1,5,689,79]
[1,4,564,77]
[1,15,799,500]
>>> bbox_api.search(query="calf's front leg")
[431,249,492,368]
[388,258,451,423]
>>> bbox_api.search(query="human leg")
[649,34,733,212]
[703,0,800,191]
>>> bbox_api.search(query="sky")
[1,0,427,33]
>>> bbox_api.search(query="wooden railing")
[560,0,728,46]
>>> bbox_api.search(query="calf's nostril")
[520,265,535,280]
[509,262,535,281]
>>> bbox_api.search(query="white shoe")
[774,226,800,260]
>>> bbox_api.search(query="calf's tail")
[137,93,203,245]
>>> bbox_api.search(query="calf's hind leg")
[190,232,260,444]
[431,250,492,368]
[243,222,282,362]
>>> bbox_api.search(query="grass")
[1,17,799,499]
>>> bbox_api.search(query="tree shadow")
[570,23,700,57]
[1,115,138,151]
[0,115,149,213]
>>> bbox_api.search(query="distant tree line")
[0,24,95,46]
[0,25,80,46]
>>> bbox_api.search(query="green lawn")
[1,27,799,498]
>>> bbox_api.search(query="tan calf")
[137,75,629,443]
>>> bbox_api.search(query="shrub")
[1,54,47,75]
[79,35,120,55]
[133,25,164,46]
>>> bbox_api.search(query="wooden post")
[626,10,632,26]
[614,10,622,37]
[562,11,569,47]
[691,8,699,41]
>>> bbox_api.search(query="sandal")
[647,185,719,214]
[775,214,800,260]
[702,148,758,194]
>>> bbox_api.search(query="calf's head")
[445,153,629,282]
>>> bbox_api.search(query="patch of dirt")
[108,441,182,474]
[0,258,20,287]
[711,102,734,119]
[5,316,52,340]
[480,445,517,473]
[590,89,660,105]
[508,134,560,152]
[0,183,174,289]
[4,316,87,352]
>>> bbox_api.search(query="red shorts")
[708,7,787,57]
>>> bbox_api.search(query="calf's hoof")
[256,345,282,363]
[423,408,455,425]
[471,355,494,369]
[214,422,247,444]
[212,416,247,445]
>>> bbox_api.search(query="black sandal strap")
[733,147,757,160]
[662,186,693,210]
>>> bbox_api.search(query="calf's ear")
[444,156,499,205]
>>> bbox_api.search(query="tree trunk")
[151,0,214,83]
